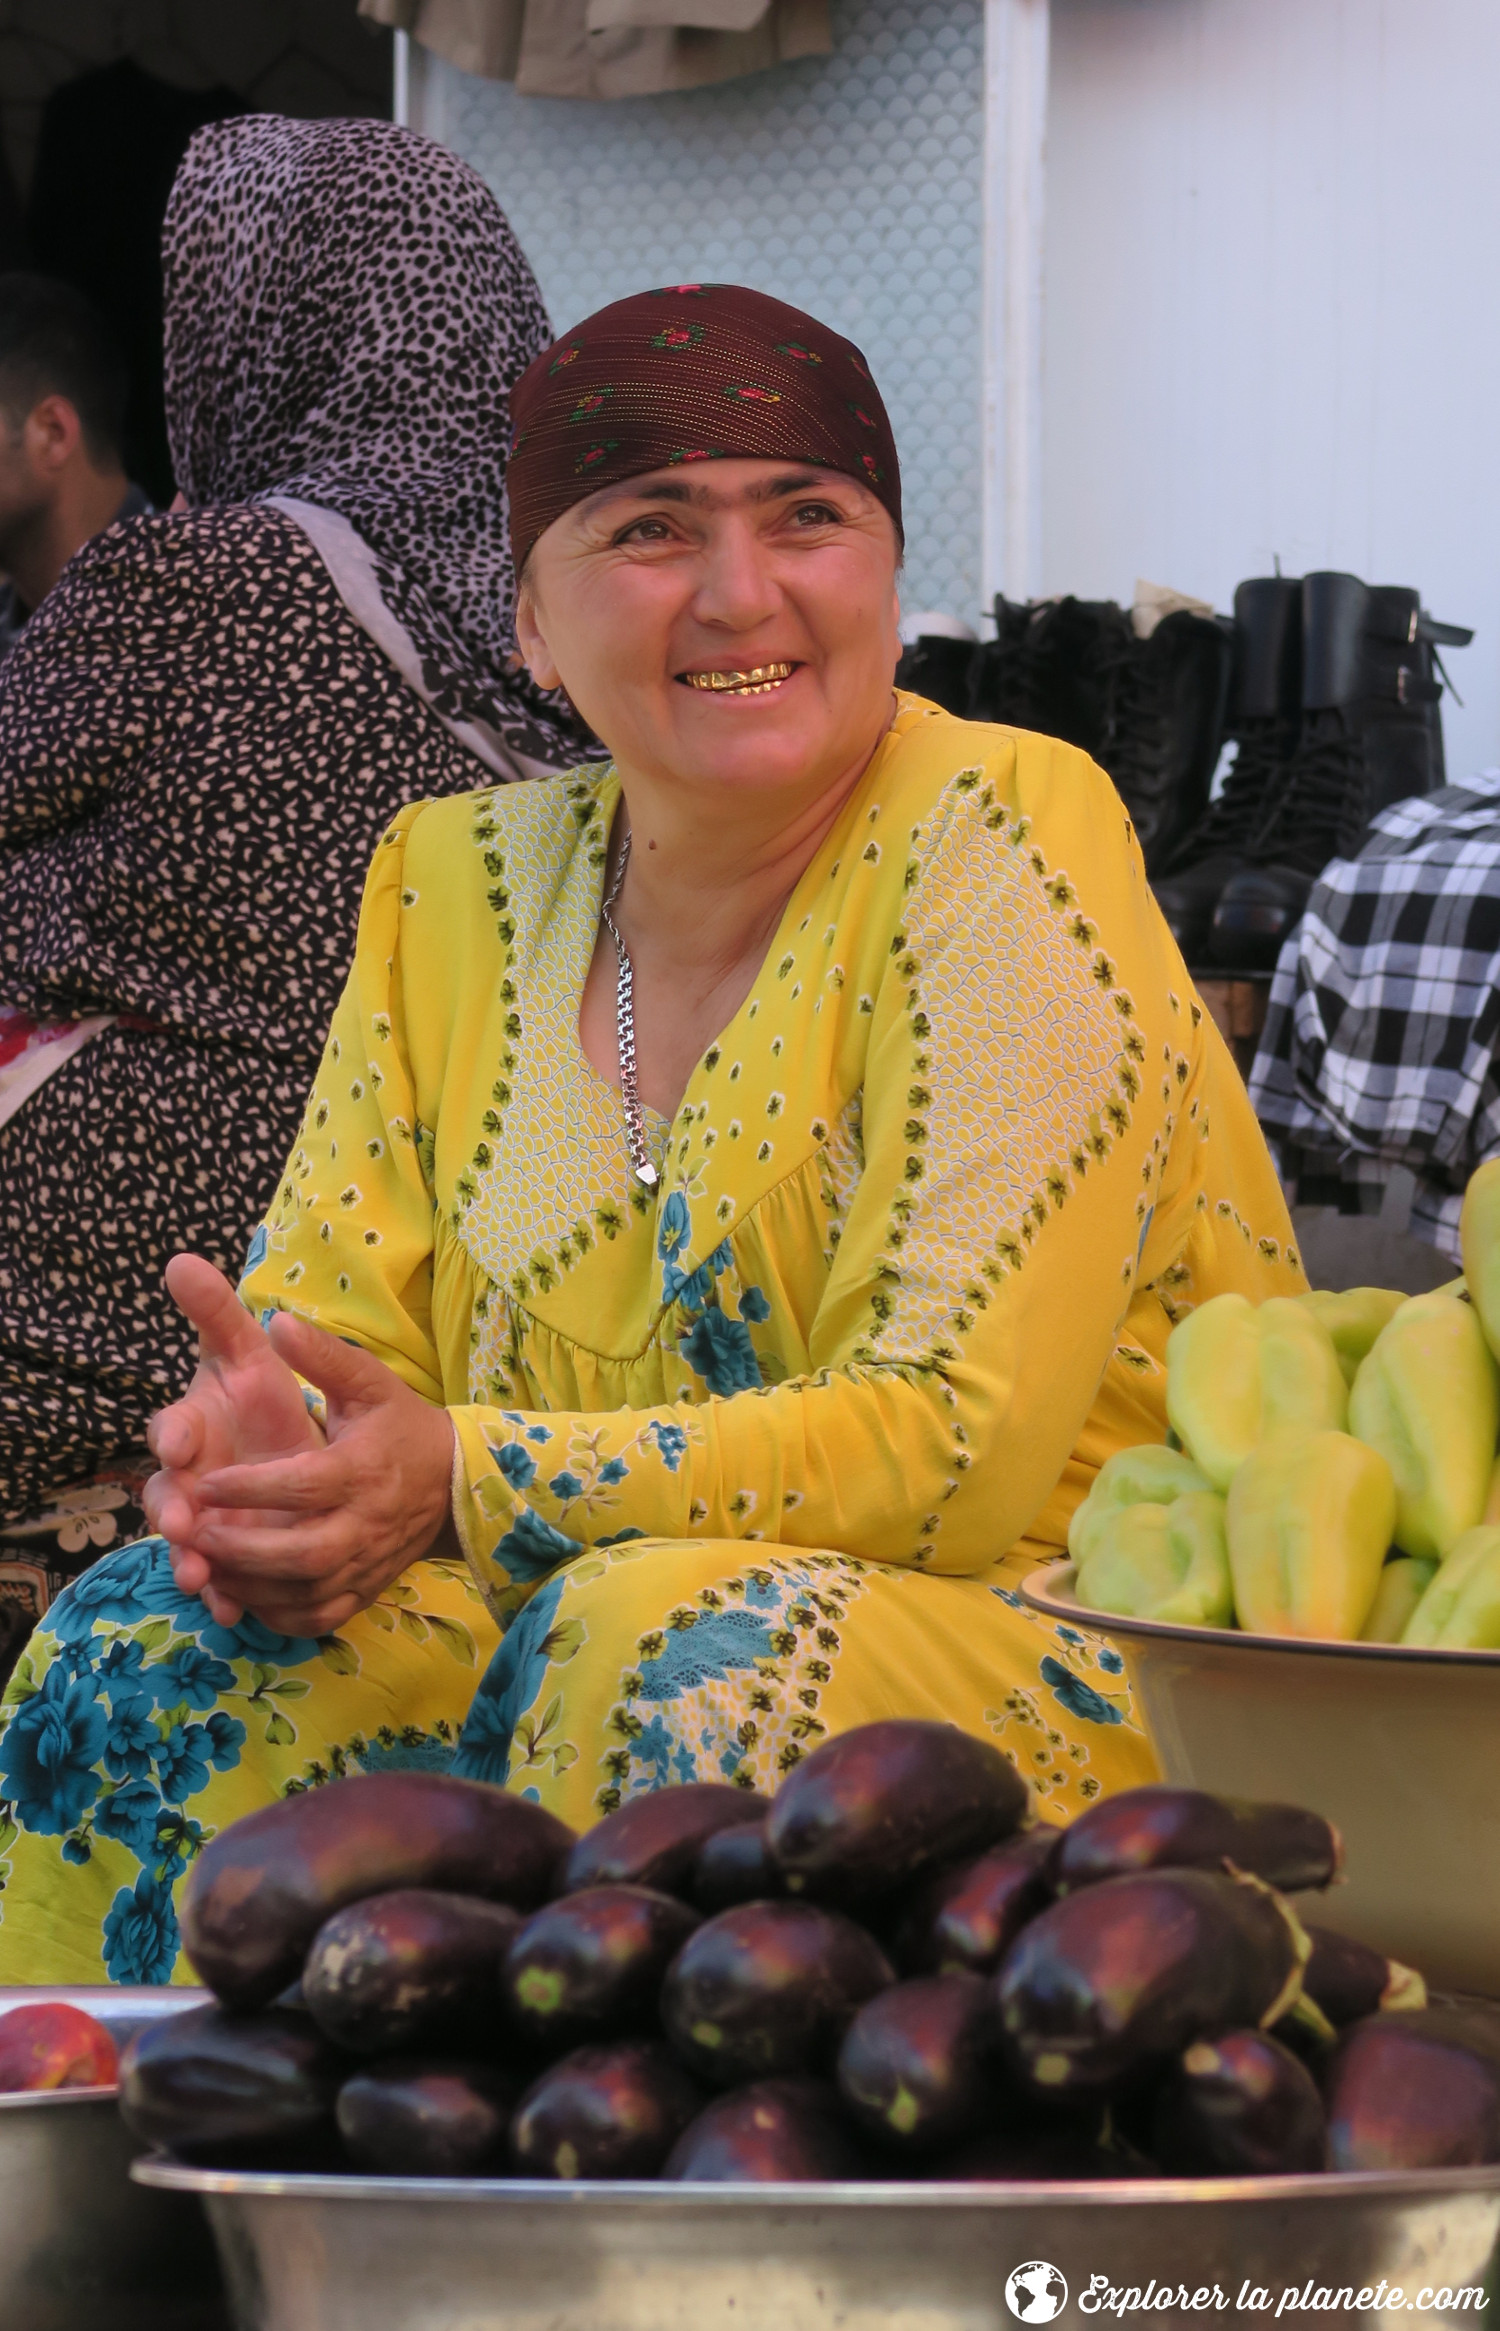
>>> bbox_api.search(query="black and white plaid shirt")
[1248,773,1500,1262]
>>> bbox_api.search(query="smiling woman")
[0,286,1308,1983]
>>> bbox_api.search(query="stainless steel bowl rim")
[0,2083,118,2111]
[0,1985,210,2015]
[1022,1564,1500,1663]
[132,2155,1500,2210]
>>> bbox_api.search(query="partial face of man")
[0,402,54,560]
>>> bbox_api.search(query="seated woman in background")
[0,285,1306,1984]
[0,116,583,1634]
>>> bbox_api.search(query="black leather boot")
[968,593,1116,750]
[1210,573,1471,972]
[1150,576,1302,962]
[894,631,981,717]
[967,596,1043,727]
[1091,604,1234,876]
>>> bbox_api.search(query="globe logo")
[1005,2260,1069,2323]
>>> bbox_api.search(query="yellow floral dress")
[0,698,1304,1983]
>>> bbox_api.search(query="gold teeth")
[684,662,794,694]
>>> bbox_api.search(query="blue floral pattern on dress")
[95,1779,171,1861]
[148,1648,238,1710]
[0,1663,108,1834]
[453,1577,567,1785]
[657,1192,692,1305]
[0,1540,348,1977]
[155,1722,214,1802]
[204,1712,248,1768]
[43,1543,323,1668]
[1038,1654,1124,1726]
[102,1697,159,1783]
[0,1537,491,1982]
[667,1260,713,1309]
[659,1204,740,1311]
[495,1441,537,1491]
[629,1713,701,1789]
[595,1552,872,1813]
[493,1510,584,1586]
[102,1870,179,1985]
[680,1304,763,1394]
[634,1605,777,1700]
[44,1551,163,1643]
[641,1421,688,1472]
[356,1730,459,1778]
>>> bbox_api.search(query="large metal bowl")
[0,1985,226,2331]
[136,2157,1500,2331]
[1022,1565,1500,1995]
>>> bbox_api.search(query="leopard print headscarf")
[163,114,587,768]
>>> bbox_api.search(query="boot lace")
[1159,719,1283,874]
[1249,712,1364,872]
[970,598,1051,728]
[1094,621,1172,820]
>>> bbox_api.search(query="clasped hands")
[143,1254,458,1638]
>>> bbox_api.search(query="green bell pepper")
[1166,1292,1348,1492]
[1403,1524,1500,1648]
[1068,1444,1214,1567]
[1299,1288,1405,1389]
[1225,1429,1395,1640]
[1073,1492,1233,1629]
[1485,1454,1500,1526]
[1348,1292,1500,1563]
[1359,1556,1439,1643]
[1460,1158,1500,1363]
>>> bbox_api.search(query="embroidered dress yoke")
[0,700,1305,1981]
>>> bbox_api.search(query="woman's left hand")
[156,1304,458,1638]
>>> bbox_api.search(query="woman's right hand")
[143,1253,323,1624]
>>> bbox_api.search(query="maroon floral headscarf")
[506,283,903,575]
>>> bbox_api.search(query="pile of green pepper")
[1068,1159,1500,1647]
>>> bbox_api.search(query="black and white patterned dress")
[0,115,589,1614]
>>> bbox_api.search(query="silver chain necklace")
[599,828,659,1190]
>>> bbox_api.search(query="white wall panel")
[1045,0,1500,776]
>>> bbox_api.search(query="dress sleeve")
[450,763,1182,1626]
[237,800,447,1403]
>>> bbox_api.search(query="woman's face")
[516,459,902,804]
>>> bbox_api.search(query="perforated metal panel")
[423,0,984,625]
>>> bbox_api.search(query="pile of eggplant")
[117,1721,1500,2183]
